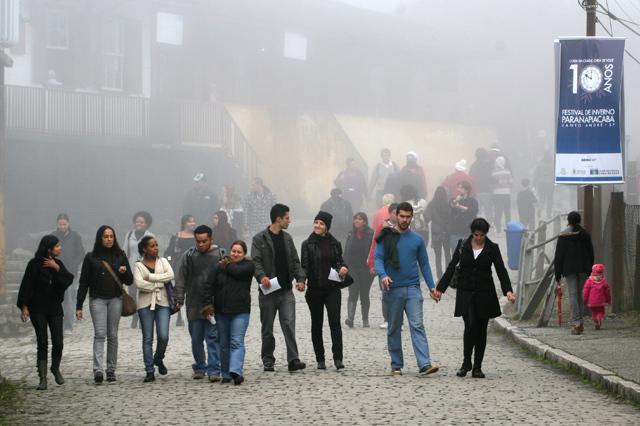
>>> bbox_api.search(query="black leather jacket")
[301,232,347,290]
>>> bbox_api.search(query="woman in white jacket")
[133,236,174,382]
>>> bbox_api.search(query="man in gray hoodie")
[175,225,224,381]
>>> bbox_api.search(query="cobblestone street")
[1,282,639,425]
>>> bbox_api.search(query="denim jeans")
[89,297,122,373]
[216,313,250,379]
[188,319,220,376]
[565,273,588,326]
[383,285,432,370]
[138,306,170,374]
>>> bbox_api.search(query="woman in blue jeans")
[133,236,175,382]
[203,240,254,385]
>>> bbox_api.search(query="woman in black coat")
[202,240,255,385]
[434,218,515,378]
[343,212,375,328]
[17,235,74,390]
[301,211,349,370]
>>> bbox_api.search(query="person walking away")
[183,173,220,225]
[369,148,399,207]
[134,236,174,383]
[517,179,537,230]
[164,214,196,327]
[469,148,494,217]
[367,203,398,329]
[449,181,479,255]
[335,158,368,212]
[434,218,515,378]
[51,213,85,334]
[212,210,238,252]
[424,186,452,280]
[343,213,374,328]
[553,211,595,335]
[76,226,133,384]
[374,202,439,376]
[400,184,429,246]
[491,156,513,234]
[582,264,611,330]
[320,188,354,245]
[202,241,255,385]
[244,177,277,239]
[442,160,476,199]
[174,225,223,381]
[123,211,154,329]
[17,235,74,390]
[301,212,349,370]
[251,204,307,372]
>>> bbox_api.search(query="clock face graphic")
[580,65,603,93]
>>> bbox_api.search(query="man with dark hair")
[175,224,224,381]
[320,188,353,245]
[553,211,594,335]
[374,202,439,376]
[251,204,307,372]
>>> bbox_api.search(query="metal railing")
[515,214,567,324]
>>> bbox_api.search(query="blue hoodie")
[374,229,435,289]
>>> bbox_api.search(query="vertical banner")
[555,37,625,184]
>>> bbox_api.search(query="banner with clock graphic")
[554,37,625,184]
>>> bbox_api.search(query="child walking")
[582,264,611,330]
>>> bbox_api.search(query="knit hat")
[455,159,467,172]
[406,151,419,160]
[592,264,605,274]
[314,211,333,231]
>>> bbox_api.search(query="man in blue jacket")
[374,202,439,376]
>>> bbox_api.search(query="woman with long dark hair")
[17,235,74,390]
[301,211,349,370]
[424,186,452,279]
[202,240,254,385]
[212,210,237,252]
[343,212,374,328]
[434,218,515,378]
[76,226,133,384]
[134,236,174,382]
[164,214,195,327]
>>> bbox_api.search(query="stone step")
[5,260,28,271]
[5,271,24,282]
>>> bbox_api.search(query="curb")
[492,316,640,405]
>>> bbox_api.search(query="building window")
[102,20,124,90]
[46,10,69,49]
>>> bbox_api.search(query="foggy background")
[3,0,639,250]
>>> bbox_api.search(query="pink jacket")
[582,277,611,308]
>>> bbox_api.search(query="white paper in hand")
[328,268,342,282]
[260,277,281,295]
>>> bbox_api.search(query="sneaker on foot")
[263,364,275,372]
[231,372,245,385]
[334,360,345,370]
[221,378,232,384]
[379,322,388,329]
[106,371,116,382]
[192,371,205,380]
[391,368,402,376]
[345,319,354,328]
[143,373,155,383]
[94,371,104,384]
[154,360,168,375]
[208,374,221,383]
[419,364,439,376]
[317,361,326,370]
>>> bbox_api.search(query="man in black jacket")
[251,204,307,372]
[553,211,595,335]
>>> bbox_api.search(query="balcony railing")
[4,85,257,177]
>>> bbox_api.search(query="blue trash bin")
[505,222,525,270]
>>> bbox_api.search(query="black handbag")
[449,239,464,289]
[164,281,179,315]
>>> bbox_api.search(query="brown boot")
[571,325,583,335]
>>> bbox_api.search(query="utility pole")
[0,50,10,302]
[581,0,603,261]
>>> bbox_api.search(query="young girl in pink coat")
[582,264,611,330]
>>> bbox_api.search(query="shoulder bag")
[141,260,179,315]
[101,260,137,316]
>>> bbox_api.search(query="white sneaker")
[379,322,388,329]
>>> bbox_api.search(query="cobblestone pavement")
[1,285,639,425]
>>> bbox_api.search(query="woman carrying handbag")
[76,226,133,384]
[301,211,350,371]
[134,236,175,382]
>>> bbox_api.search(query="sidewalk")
[494,306,640,404]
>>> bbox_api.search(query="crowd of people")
[18,147,607,391]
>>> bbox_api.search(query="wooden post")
[610,192,625,312]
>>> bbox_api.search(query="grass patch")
[0,376,25,424]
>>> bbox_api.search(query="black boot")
[36,360,47,390]
[456,361,472,377]
[50,357,65,385]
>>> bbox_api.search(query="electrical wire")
[597,18,640,65]
[606,0,615,35]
